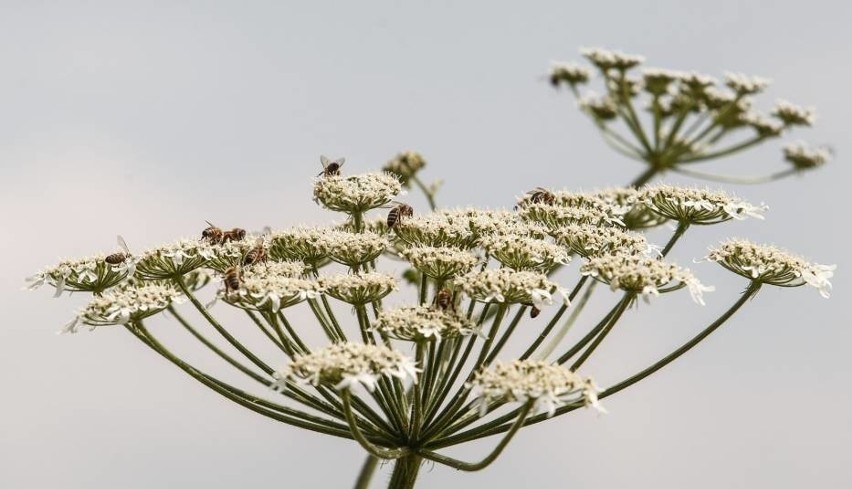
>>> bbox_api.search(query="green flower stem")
[352,211,365,233]
[569,292,635,371]
[307,298,342,343]
[661,221,690,257]
[418,402,532,471]
[533,278,596,361]
[387,454,422,489]
[176,278,275,376]
[166,306,268,384]
[355,303,376,345]
[554,295,622,365]
[680,135,768,163]
[421,304,506,441]
[409,342,426,441]
[484,305,527,365]
[411,176,437,211]
[125,322,356,439]
[662,107,691,152]
[244,309,293,357]
[630,165,661,187]
[683,94,744,146]
[353,455,380,489]
[618,79,653,154]
[343,391,409,459]
[419,273,429,305]
[321,295,349,342]
[430,282,762,448]
[652,94,663,152]
[274,312,310,354]
[597,123,645,159]
[672,166,799,184]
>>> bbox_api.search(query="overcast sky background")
[1,1,850,488]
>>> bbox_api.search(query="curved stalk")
[342,391,408,459]
[660,221,690,257]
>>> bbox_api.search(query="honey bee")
[223,266,244,296]
[318,155,345,177]
[386,202,414,229]
[221,227,247,244]
[433,288,455,311]
[201,220,224,244]
[242,237,268,266]
[105,235,132,264]
[516,187,556,209]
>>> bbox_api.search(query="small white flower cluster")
[578,93,618,120]
[455,268,569,309]
[724,72,771,95]
[373,305,478,342]
[519,202,622,230]
[642,68,683,95]
[772,100,816,127]
[27,254,130,296]
[274,343,419,392]
[393,212,477,248]
[581,254,713,304]
[136,239,216,279]
[589,187,668,230]
[323,231,389,267]
[468,360,605,417]
[319,272,398,305]
[400,246,479,281]
[382,151,426,186]
[549,62,592,87]
[313,172,402,213]
[270,226,334,265]
[65,283,184,332]
[783,141,832,170]
[227,264,321,312]
[552,223,653,258]
[581,47,645,72]
[442,208,548,239]
[478,235,570,272]
[642,185,767,224]
[740,111,784,137]
[707,239,834,298]
[205,237,262,272]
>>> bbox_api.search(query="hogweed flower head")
[373,305,478,342]
[468,360,604,417]
[383,151,426,187]
[772,100,816,127]
[519,202,623,230]
[225,264,320,312]
[320,272,397,304]
[136,239,215,280]
[400,246,479,281]
[724,72,771,95]
[581,254,713,304]
[313,172,402,214]
[707,239,834,298]
[549,62,591,88]
[552,223,653,258]
[323,231,389,267]
[783,142,832,170]
[578,93,619,121]
[27,254,131,297]
[642,185,767,225]
[393,212,477,248]
[455,268,569,309]
[478,235,570,272]
[67,283,184,332]
[274,343,419,392]
[269,226,333,265]
[581,47,644,72]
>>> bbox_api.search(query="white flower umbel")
[552,223,653,258]
[478,235,570,272]
[468,360,605,417]
[69,283,184,331]
[27,254,131,297]
[320,272,398,305]
[549,62,591,87]
[455,268,569,309]
[205,237,260,272]
[382,151,426,187]
[226,265,321,313]
[323,231,389,268]
[641,68,684,95]
[578,93,619,121]
[582,254,713,304]
[274,343,419,392]
[724,72,771,95]
[580,47,644,72]
[400,246,479,281]
[590,187,668,230]
[136,239,215,280]
[393,212,477,248]
[772,100,816,127]
[270,226,333,266]
[783,142,832,170]
[442,208,548,239]
[707,239,835,298]
[373,305,478,342]
[741,112,784,137]
[519,202,623,230]
[642,185,767,225]
[313,172,402,214]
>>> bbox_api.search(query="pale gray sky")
[1,1,850,488]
